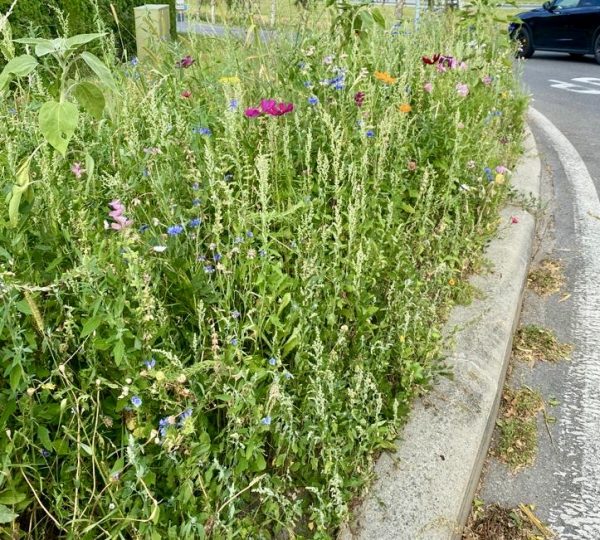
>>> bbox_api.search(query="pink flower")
[482,75,493,86]
[423,82,433,93]
[181,90,192,98]
[244,107,261,118]
[495,165,508,174]
[456,83,469,97]
[510,216,520,224]
[459,62,468,70]
[407,160,417,171]
[176,55,194,68]
[107,199,132,231]
[70,162,85,179]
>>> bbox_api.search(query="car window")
[554,0,579,8]
[578,0,600,6]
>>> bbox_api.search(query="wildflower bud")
[177,374,187,384]
[26,387,36,397]
[340,324,349,333]
[125,378,132,385]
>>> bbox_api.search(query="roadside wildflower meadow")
[0,6,527,538]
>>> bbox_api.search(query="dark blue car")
[509,0,600,63]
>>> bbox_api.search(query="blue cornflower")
[139,224,150,233]
[259,249,266,257]
[40,448,52,458]
[303,81,313,88]
[365,130,375,138]
[193,127,212,136]
[178,408,193,426]
[192,198,201,206]
[131,396,142,408]
[230,338,238,346]
[142,168,150,177]
[8,108,17,116]
[189,218,202,228]
[334,82,345,90]
[298,61,306,69]
[192,182,200,191]
[269,357,277,366]
[246,230,254,238]
[130,56,139,66]
[158,417,172,437]
[167,224,184,236]
[144,358,156,369]
[232,310,241,319]
[204,265,215,274]
[233,236,244,244]
[230,99,239,110]
[484,167,493,182]
[284,371,294,380]
[308,96,319,105]
[260,416,272,426]
[213,253,222,262]
[197,255,206,262]
[224,173,233,181]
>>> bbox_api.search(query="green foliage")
[0,0,142,55]
[0,10,527,538]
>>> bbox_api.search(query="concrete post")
[134,4,171,61]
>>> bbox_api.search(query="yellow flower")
[448,278,456,286]
[219,76,241,85]
[495,173,505,184]
[374,70,397,84]
[399,103,412,113]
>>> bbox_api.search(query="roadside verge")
[340,121,541,540]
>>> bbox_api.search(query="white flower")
[152,245,167,253]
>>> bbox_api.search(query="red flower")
[181,90,192,98]
[354,91,365,107]
[421,53,441,65]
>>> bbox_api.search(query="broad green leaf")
[38,100,79,156]
[37,425,53,451]
[0,55,37,92]
[13,38,52,45]
[65,33,105,49]
[72,81,105,120]
[81,315,102,337]
[0,491,27,505]
[8,158,31,228]
[35,42,58,57]
[80,52,117,92]
[371,8,386,28]
[0,505,18,524]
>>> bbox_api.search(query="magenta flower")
[70,162,85,179]
[354,91,365,107]
[244,107,261,118]
[456,83,469,97]
[176,55,194,68]
[423,82,433,93]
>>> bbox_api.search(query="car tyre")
[595,32,600,65]
[516,27,534,59]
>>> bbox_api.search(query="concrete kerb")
[339,119,541,540]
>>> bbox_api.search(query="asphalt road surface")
[478,53,600,539]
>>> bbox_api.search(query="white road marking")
[571,77,600,87]
[548,79,600,94]
[529,107,600,539]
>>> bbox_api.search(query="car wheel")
[595,33,600,64]
[516,27,534,59]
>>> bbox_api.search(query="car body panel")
[512,0,600,54]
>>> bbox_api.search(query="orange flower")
[399,103,412,113]
[374,70,397,84]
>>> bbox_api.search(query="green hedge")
[0,0,177,55]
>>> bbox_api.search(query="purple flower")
[213,253,222,262]
[230,99,239,109]
[354,92,365,107]
[189,218,201,228]
[144,358,156,369]
[482,75,493,86]
[456,83,469,97]
[131,396,142,408]
[260,416,272,426]
[204,265,215,274]
[365,130,375,138]
[176,55,195,68]
[231,310,241,319]
[167,225,184,236]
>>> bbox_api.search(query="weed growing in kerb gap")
[0,7,527,538]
